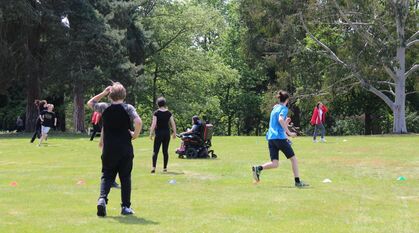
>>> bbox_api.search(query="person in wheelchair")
[179,116,202,142]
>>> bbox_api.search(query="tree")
[300,0,418,133]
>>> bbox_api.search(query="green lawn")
[0,134,418,233]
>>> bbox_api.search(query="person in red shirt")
[90,111,102,141]
[310,102,328,143]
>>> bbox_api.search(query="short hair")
[156,97,166,107]
[109,82,126,101]
[192,115,200,125]
[276,90,290,103]
[48,104,54,110]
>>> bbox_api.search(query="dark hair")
[192,115,200,125]
[156,97,166,107]
[276,90,290,103]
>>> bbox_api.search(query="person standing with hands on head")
[149,97,177,173]
[252,90,309,188]
[38,104,57,146]
[310,102,328,143]
[87,82,142,217]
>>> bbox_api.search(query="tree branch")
[333,0,379,47]
[377,81,396,86]
[361,80,394,109]
[153,27,187,54]
[406,91,419,96]
[299,13,345,65]
[380,90,396,96]
[407,30,419,43]
[406,39,419,48]
[405,64,419,78]
[383,65,398,81]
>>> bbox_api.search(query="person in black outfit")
[38,104,57,146]
[30,100,47,143]
[87,82,142,217]
[149,97,177,173]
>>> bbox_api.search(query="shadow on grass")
[161,171,185,175]
[108,215,159,225]
[275,185,314,189]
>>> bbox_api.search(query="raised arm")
[169,116,177,139]
[87,86,111,109]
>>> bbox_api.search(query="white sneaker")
[320,138,326,143]
[313,139,318,143]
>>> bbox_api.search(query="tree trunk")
[392,0,408,133]
[393,71,407,133]
[24,28,41,132]
[152,65,158,110]
[25,72,40,132]
[73,82,85,133]
[227,114,232,136]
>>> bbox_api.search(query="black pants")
[90,124,101,141]
[99,155,133,207]
[152,131,170,169]
[30,120,41,143]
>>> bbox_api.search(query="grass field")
[0,134,418,233]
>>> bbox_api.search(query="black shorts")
[268,139,295,160]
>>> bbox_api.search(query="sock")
[258,166,263,171]
[295,177,300,183]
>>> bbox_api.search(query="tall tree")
[300,0,418,133]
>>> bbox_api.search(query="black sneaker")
[295,181,309,188]
[97,198,106,217]
[151,170,155,174]
[162,168,167,173]
[121,206,135,215]
[111,181,120,189]
[252,166,261,182]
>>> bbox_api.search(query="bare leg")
[38,133,47,146]
[290,156,299,178]
[262,160,279,170]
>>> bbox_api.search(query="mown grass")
[0,134,418,233]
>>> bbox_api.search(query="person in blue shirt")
[252,90,309,187]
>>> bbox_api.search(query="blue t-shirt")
[266,104,288,140]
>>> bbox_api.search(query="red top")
[310,105,328,125]
[91,112,101,125]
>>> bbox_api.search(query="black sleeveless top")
[153,110,172,133]
[102,104,133,162]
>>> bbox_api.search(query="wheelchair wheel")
[185,147,198,159]
[208,150,217,159]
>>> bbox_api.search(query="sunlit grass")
[0,134,418,233]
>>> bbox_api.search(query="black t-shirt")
[101,104,134,164]
[153,110,172,132]
[41,111,56,127]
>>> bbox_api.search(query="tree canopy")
[0,0,418,135]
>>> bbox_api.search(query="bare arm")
[149,115,157,140]
[279,116,295,137]
[54,117,57,127]
[131,116,142,140]
[169,116,177,139]
[87,86,111,109]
